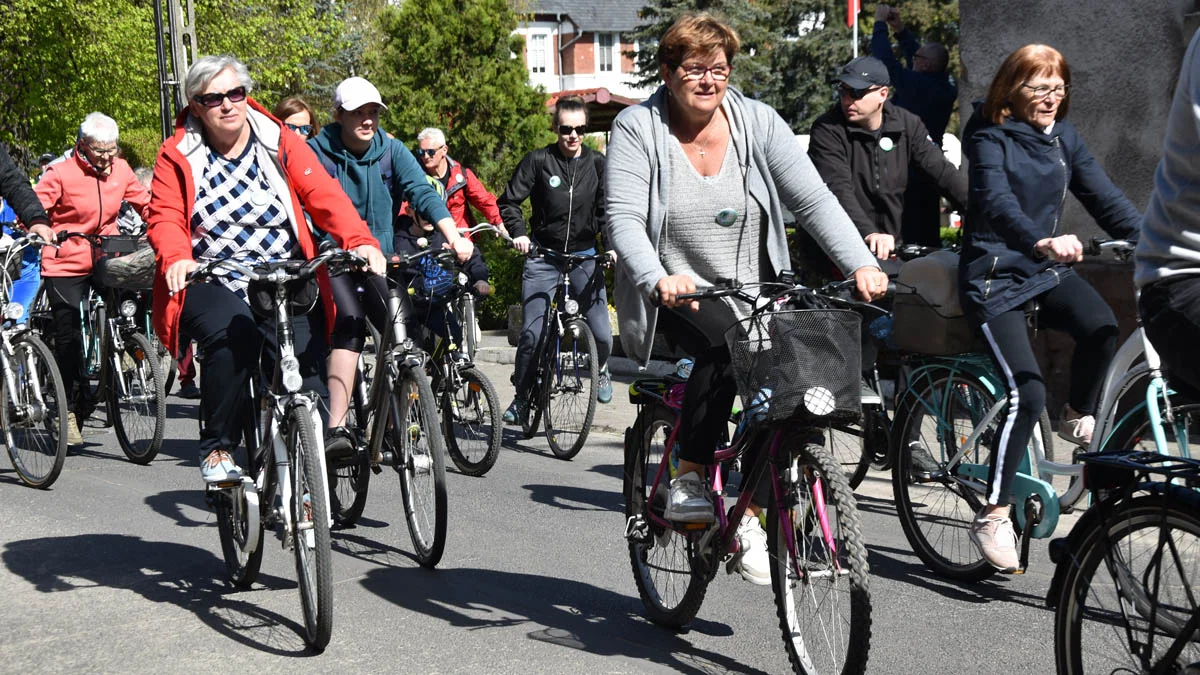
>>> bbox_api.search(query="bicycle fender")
[909,358,1004,400]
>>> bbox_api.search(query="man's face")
[336,103,381,146]
[417,138,447,176]
[839,84,888,128]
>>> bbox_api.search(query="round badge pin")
[549,175,562,188]
[879,137,895,152]
[250,190,271,206]
[715,208,738,226]
[456,174,465,183]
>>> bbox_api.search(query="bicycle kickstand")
[1016,495,1044,574]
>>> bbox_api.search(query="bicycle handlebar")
[1083,238,1135,261]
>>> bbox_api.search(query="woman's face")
[661,48,730,118]
[191,68,248,138]
[1013,71,1067,129]
[336,104,381,147]
[555,110,587,157]
[283,110,313,139]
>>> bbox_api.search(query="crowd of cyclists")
[1,5,1198,669]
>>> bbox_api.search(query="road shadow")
[589,463,624,481]
[865,541,1048,609]
[2,533,315,655]
[143,488,216,528]
[331,529,418,569]
[522,482,622,513]
[359,566,765,675]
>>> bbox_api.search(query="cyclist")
[34,112,151,447]
[1138,30,1200,401]
[499,95,615,421]
[307,77,470,458]
[415,127,506,240]
[960,44,1140,572]
[0,144,51,324]
[606,13,886,584]
[147,55,385,483]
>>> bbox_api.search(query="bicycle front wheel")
[2,333,68,488]
[444,365,502,477]
[109,332,166,464]
[287,407,333,651]
[543,319,598,459]
[1055,490,1200,674]
[392,366,448,568]
[769,439,872,675]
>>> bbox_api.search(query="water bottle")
[674,358,694,380]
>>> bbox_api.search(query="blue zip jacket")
[959,104,1141,323]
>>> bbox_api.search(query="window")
[597,33,614,73]
[529,33,548,74]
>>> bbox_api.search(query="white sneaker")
[663,471,714,523]
[969,509,1020,573]
[1057,405,1095,448]
[735,514,771,585]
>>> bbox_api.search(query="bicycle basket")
[727,309,862,425]
[94,245,155,290]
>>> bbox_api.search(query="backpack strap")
[380,139,394,194]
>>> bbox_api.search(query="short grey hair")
[79,112,119,144]
[416,127,446,147]
[184,55,254,102]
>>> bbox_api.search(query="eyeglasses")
[1021,83,1070,100]
[678,63,731,82]
[285,123,313,136]
[837,85,882,100]
[193,86,248,108]
[416,146,444,157]
[557,125,587,136]
[82,143,118,158]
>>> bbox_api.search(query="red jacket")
[441,157,501,237]
[35,152,150,277]
[147,98,378,354]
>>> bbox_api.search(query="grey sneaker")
[200,449,241,484]
[735,514,770,585]
[663,471,714,523]
[1057,404,1095,448]
[969,509,1020,573]
[65,412,84,447]
[908,441,944,481]
[597,366,613,404]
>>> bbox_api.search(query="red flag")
[846,0,859,28]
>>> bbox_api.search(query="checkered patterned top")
[190,140,298,300]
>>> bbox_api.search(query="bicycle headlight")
[281,355,302,391]
[3,302,23,321]
[563,298,580,316]
[119,299,138,318]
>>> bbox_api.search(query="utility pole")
[153,0,196,141]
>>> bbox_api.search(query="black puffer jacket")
[498,144,606,252]
[0,144,49,227]
[959,105,1141,322]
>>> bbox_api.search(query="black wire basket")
[727,309,863,425]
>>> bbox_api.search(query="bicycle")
[190,251,344,651]
[0,232,68,488]
[516,244,610,460]
[623,277,872,675]
[1046,450,1200,674]
[323,249,449,568]
[889,239,1174,579]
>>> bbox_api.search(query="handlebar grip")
[1084,238,1103,257]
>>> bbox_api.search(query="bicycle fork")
[0,334,47,425]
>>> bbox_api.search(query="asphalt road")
[0,345,1076,674]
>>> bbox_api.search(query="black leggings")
[1140,275,1200,401]
[44,275,103,410]
[978,273,1119,506]
[329,272,395,352]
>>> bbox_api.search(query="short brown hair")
[981,44,1071,125]
[272,96,320,138]
[553,95,589,128]
[657,12,740,69]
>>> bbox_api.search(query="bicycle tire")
[443,365,502,477]
[2,333,68,488]
[769,439,872,675]
[1054,490,1200,675]
[213,479,264,588]
[109,332,166,464]
[543,319,598,460]
[624,402,709,627]
[458,294,479,361]
[392,366,448,568]
[330,359,371,527]
[287,406,334,651]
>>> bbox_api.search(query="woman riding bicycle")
[307,76,471,459]
[606,12,886,585]
[147,55,385,484]
[960,44,1141,572]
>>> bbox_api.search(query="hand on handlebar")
[28,224,55,246]
[166,259,199,293]
[851,266,890,302]
[511,236,531,255]
[351,244,386,275]
[1036,234,1083,263]
[656,274,699,311]
[864,233,895,261]
[446,236,474,263]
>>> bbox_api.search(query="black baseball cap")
[836,56,890,89]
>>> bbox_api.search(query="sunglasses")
[285,123,313,136]
[837,84,881,100]
[193,86,248,108]
[416,146,444,158]
[557,125,587,136]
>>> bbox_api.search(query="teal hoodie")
[308,123,451,254]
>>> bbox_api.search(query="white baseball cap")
[334,77,388,112]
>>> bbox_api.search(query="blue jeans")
[10,250,39,325]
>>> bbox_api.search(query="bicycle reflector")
[803,386,837,417]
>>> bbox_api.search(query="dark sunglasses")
[416,146,444,157]
[193,86,248,108]
[285,123,313,136]
[557,124,587,136]
[837,84,881,100]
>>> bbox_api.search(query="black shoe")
[325,427,356,461]
[176,383,201,399]
[908,442,945,482]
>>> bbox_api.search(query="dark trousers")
[44,275,103,410]
[900,171,944,248]
[179,282,328,460]
[1140,275,1200,401]
[978,274,1118,505]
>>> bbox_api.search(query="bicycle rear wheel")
[826,412,873,490]
[769,439,872,675]
[2,333,68,488]
[624,402,709,627]
[1055,490,1200,674]
[1102,394,1200,459]
[543,319,598,459]
[287,406,333,651]
[109,332,166,464]
[392,366,448,568]
[444,365,502,477]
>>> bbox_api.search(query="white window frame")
[596,32,615,73]
[528,32,549,74]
